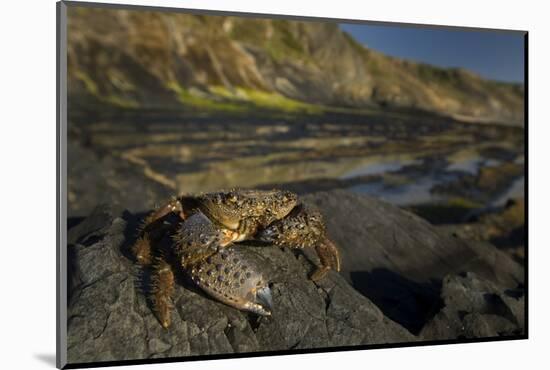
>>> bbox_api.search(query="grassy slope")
[67,8,524,124]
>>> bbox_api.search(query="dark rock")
[67,201,415,364]
[66,190,524,364]
[301,190,524,334]
[420,272,524,340]
[302,190,523,288]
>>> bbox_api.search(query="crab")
[131,189,341,328]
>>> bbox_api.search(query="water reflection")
[341,158,421,179]
[350,176,443,206]
[492,176,525,207]
[69,111,525,215]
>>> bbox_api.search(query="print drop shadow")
[350,268,443,335]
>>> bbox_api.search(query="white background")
[0,0,547,368]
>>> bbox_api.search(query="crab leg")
[131,198,184,266]
[255,203,341,281]
[149,257,175,328]
[142,198,184,231]
[132,236,153,266]
[311,238,341,281]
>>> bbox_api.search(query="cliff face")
[67,7,524,125]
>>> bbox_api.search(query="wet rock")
[436,198,525,264]
[431,162,524,204]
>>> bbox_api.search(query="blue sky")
[340,23,525,83]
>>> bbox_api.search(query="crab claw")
[254,286,274,314]
[173,212,233,268]
[188,246,273,316]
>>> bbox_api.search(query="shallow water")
[349,176,443,206]
[69,110,525,215]
[492,176,525,206]
[446,158,485,175]
[445,150,502,175]
[341,158,421,179]
[348,152,522,207]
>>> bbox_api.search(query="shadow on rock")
[420,272,525,340]
[350,269,443,335]
[118,210,146,261]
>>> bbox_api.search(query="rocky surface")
[436,198,525,264]
[420,272,524,340]
[67,190,525,365]
[302,191,524,335]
